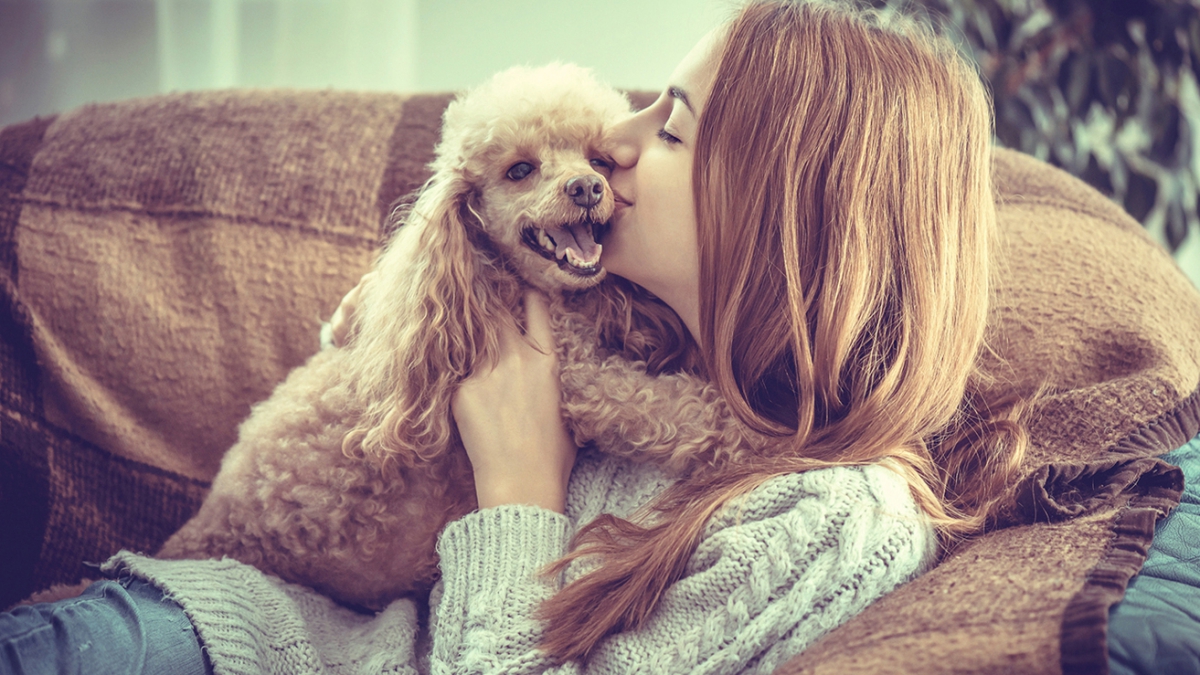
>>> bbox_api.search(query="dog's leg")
[561,354,770,475]
[552,305,771,476]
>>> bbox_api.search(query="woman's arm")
[428,463,937,675]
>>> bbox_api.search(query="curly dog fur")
[158,63,767,610]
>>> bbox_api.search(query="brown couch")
[1,89,1197,674]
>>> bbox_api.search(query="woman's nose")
[607,115,640,169]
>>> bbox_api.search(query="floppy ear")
[342,173,512,470]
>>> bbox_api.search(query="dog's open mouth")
[521,221,607,276]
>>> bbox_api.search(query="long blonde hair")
[539,0,1032,661]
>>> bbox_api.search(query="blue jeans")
[0,578,211,675]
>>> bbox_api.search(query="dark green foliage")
[874,0,1199,252]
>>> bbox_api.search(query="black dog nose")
[565,174,604,208]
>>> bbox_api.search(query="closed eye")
[657,128,681,145]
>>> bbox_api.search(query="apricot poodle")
[158,63,767,610]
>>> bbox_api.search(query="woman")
[0,1,1028,673]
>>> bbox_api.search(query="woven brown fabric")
[17,90,409,481]
[0,91,1196,673]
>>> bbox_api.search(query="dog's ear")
[343,173,512,470]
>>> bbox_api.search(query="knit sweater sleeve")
[428,463,936,675]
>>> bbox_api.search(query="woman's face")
[602,29,724,342]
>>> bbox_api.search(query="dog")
[158,63,767,610]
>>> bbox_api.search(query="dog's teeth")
[538,229,555,252]
[565,248,596,268]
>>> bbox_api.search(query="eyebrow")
[668,86,695,116]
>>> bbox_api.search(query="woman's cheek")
[600,211,637,278]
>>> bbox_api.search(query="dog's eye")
[506,162,535,181]
[589,158,612,173]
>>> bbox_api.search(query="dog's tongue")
[550,223,602,266]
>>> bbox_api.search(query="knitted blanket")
[0,90,1196,675]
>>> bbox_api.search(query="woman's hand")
[451,290,577,513]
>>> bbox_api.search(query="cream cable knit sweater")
[103,448,935,675]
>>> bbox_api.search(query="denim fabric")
[0,577,211,675]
